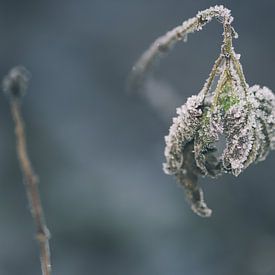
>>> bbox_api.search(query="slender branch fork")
[2,67,51,275]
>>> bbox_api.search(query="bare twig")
[3,66,51,275]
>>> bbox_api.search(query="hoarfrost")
[130,6,275,217]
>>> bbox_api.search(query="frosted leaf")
[163,94,215,217]
[163,94,204,175]
[249,85,275,158]
[222,85,275,174]
[194,108,223,177]
[222,103,256,176]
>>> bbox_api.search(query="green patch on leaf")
[218,82,240,111]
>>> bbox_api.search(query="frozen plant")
[129,6,275,217]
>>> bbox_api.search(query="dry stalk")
[3,66,51,275]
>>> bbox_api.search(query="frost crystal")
[130,6,275,217]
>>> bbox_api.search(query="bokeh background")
[0,0,275,274]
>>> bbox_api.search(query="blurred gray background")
[0,0,275,274]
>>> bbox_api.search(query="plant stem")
[129,5,235,91]
[10,99,51,275]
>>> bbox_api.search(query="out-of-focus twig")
[3,66,51,275]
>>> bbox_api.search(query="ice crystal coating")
[128,5,234,92]
[130,6,275,217]
[164,80,275,216]
[163,94,204,175]
[251,86,275,150]
[162,40,275,216]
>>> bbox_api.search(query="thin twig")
[3,66,51,275]
[128,5,235,92]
